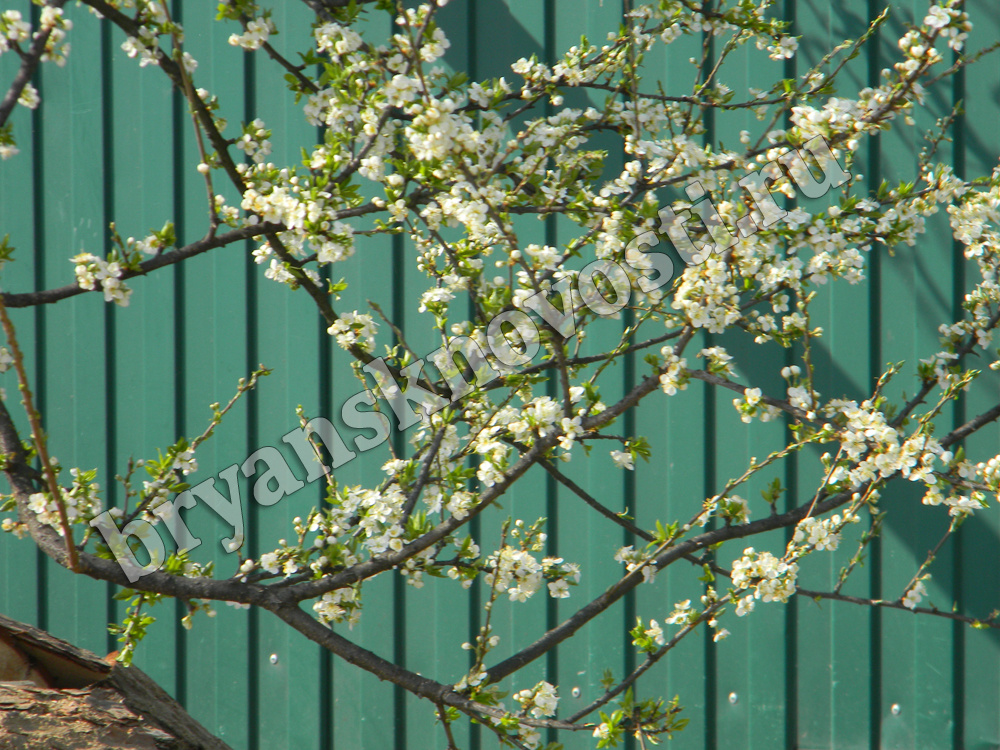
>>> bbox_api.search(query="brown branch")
[687,369,812,421]
[0,292,76,569]
[941,401,1000,447]
[484,484,861,684]
[267,602,590,732]
[795,587,1000,628]
[260,40,318,93]
[0,0,68,128]
[0,398,283,606]
[538,457,652,542]
[0,223,278,308]
[487,372,1000,685]
[80,0,245,192]
[400,427,446,523]
[892,306,1000,429]
[282,426,565,602]
[567,600,726,723]
[298,0,382,16]
[162,1,219,233]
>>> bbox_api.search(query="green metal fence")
[1,1,998,748]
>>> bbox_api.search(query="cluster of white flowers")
[791,514,852,552]
[763,35,798,60]
[921,482,986,517]
[786,383,815,412]
[484,547,542,603]
[173,448,197,475]
[902,579,928,610]
[0,6,71,69]
[405,97,475,163]
[789,97,866,148]
[922,3,971,51]
[140,477,170,518]
[664,598,694,626]
[976,453,1000,487]
[731,547,798,615]
[17,83,39,110]
[949,184,1000,263]
[523,243,562,272]
[240,178,307,228]
[0,517,24,537]
[821,400,948,490]
[121,28,159,66]
[314,222,356,265]
[642,618,665,647]
[454,667,489,692]
[130,230,171,256]
[228,17,274,51]
[120,2,170,68]
[615,544,656,583]
[719,494,750,524]
[670,256,743,333]
[251,238,321,288]
[26,467,102,535]
[556,414,584,453]
[658,350,687,395]
[511,35,622,94]
[0,7,72,111]
[506,396,562,440]
[235,119,272,163]
[732,386,781,424]
[467,411,517,465]
[236,153,367,288]
[312,587,362,627]
[442,488,475,521]
[71,253,133,307]
[326,311,378,352]
[699,346,734,377]
[350,486,407,553]
[610,449,634,471]
[260,547,301,576]
[513,680,559,719]
[474,458,504,488]
[315,21,364,64]
[0,9,30,50]
[418,286,455,313]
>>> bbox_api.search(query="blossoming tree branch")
[1,0,999,746]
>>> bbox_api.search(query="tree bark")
[0,613,230,750]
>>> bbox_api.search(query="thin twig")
[0,0,68,128]
[0,292,77,570]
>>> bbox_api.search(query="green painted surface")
[0,1,998,748]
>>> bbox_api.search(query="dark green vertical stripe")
[318,277,333,750]
[865,0,883,746]
[244,45,261,750]
[171,0,189,710]
[100,1,118,658]
[702,10,717,748]
[30,0,48,634]
[541,4,561,748]
[465,6,482,749]
[616,3,639,745]
[317,91,334,750]
[391,228,407,750]
[950,28,967,750]
[782,2,798,746]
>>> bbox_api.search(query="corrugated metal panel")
[0,1,998,748]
